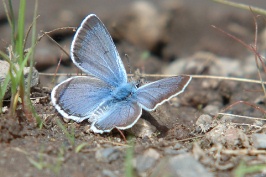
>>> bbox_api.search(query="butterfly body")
[51,14,192,134]
[111,82,137,101]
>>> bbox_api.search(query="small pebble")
[127,119,156,138]
[173,143,182,150]
[95,147,120,163]
[203,105,219,116]
[169,154,214,177]
[164,148,187,155]
[135,148,160,174]
[252,134,266,149]
[102,169,119,177]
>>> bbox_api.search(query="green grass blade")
[0,73,11,113]
[16,0,26,63]
[8,0,15,40]
[9,63,18,95]
[125,139,135,177]
[27,157,44,170]
[56,119,75,146]
[75,142,89,153]
[0,73,11,99]
[25,0,43,127]
[27,0,38,97]
[0,51,11,62]
[2,0,16,47]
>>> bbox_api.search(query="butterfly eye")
[135,78,146,88]
[136,80,141,88]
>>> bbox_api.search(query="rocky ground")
[1,0,266,177]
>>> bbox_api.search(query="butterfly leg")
[115,128,127,142]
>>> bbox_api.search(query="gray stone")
[203,105,219,116]
[135,148,160,174]
[23,67,39,88]
[115,1,166,50]
[126,118,156,138]
[252,134,266,149]
[102,169,119,177]
[95,147,120,163]
[164,148,187,155]
[0,60,39,99]
[173,143,182,150]
[169,154,214,177]
[163,51,253,77]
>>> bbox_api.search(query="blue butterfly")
[51,14,192,134]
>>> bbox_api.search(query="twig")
[217,113,266,121]
[211,0,266,16]
[222,149,266,156]
[40,31,70,58]
[39,73,266,85]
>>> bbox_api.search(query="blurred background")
[0,0,266,86]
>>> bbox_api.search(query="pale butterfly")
[51,14,192,134]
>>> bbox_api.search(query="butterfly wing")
[135,75,192,111]
[71,14,127,87]
[90,100,142,133]
[51,76,112,122]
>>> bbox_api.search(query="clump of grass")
[0,0,41,125]
[28,145,65,175]
[56,119,75,147]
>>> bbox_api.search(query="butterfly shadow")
[141,110,169,138]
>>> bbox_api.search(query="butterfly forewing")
[71,14,127,87]
[135,76,192,111]
[51,76,113,122]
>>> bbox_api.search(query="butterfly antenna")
[125,54,133,80]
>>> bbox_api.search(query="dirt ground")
[1,0,266,177]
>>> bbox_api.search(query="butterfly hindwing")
[91,100,142,133]
[51,76,112,122]
[71,14,127,87]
